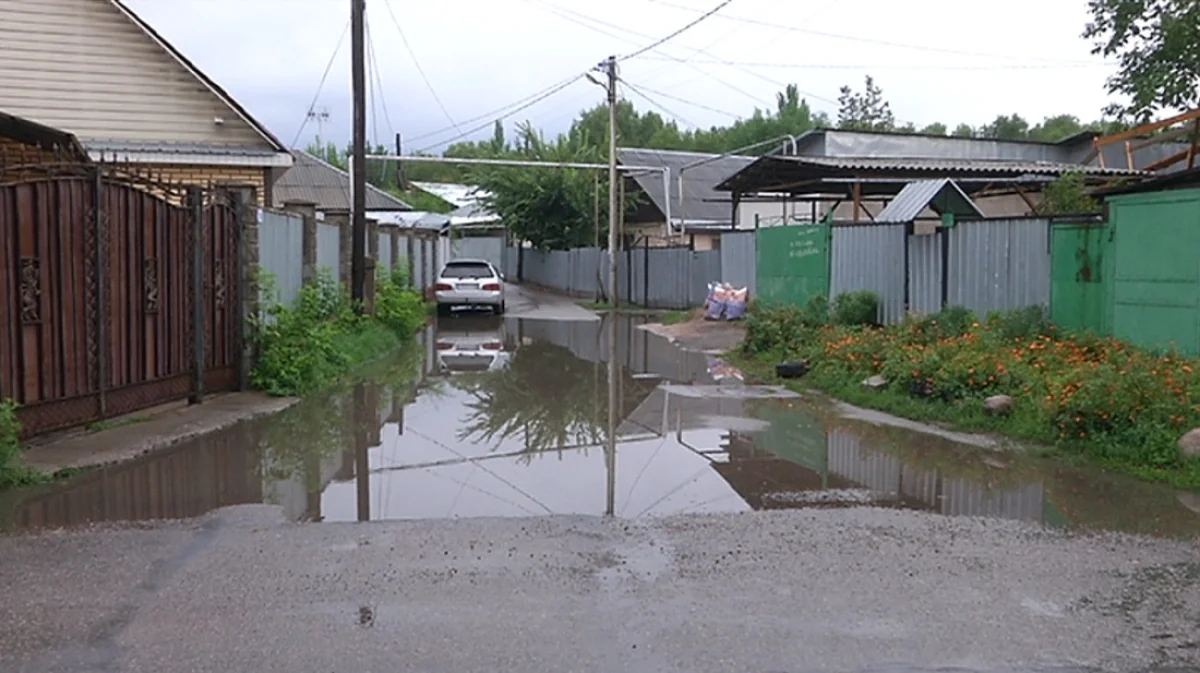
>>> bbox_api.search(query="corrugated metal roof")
[618,148,754,225]
[273,151,411,212]
[777,155,1145,176]
[410,182,492,207]
[373,211,449,230]
[876,179,982,223]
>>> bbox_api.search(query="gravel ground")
[2,505,1198,673]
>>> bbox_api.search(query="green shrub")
[0,400,45,489]
[831,291,880,327]
[250,268,426,397]
[742,294,829,355]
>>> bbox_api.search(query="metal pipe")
[365,153,663,173]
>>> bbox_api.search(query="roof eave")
[88,149,293,167]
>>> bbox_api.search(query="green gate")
[755,223,831,307]
[1049,222,1109,334]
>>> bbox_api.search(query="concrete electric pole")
[350,0,368,305]
[604,55,619,308]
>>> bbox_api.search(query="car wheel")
[495,302,506,315]
[437,304,451,317]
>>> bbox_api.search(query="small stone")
[863,375,887,390]
[983,395,1014,417]
[1177,429,1200,460]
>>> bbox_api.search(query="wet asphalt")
[2,286,1200,672]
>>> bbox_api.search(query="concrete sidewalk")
[22,393,297,473]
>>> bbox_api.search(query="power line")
[621,78,742,120]
[290,19,351,148]
[380,0,462,135]
[527,1,774,108]
[634,55,1112,71]
[641,0,1100,65]
[618,0,734,62]
[620,78,702,128]
[413,75,586,152]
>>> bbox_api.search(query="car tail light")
[434,283,453,292]
[482,283,501,291]
[481,342,502,351]
[436,342,454,350]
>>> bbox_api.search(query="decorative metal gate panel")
[0,165,243,437]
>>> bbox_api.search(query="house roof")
[618,148,754,225]
[0,110,89,162]
[1092,167,1200,198]
[375,210,450,231]
[718,155,1147,194]
[108,0,287,155]
[410,182,491,208]
[876,179,983,223]
[273,151,412,212]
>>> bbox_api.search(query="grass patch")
[251,268,427,397]
[739,297,1200,490]
[85,416,150,433]
[660,310,692,326]
[0,400,49,489]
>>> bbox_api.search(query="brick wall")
[0,136,55,165]
[146,164,269,205]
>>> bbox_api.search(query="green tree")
[920,122,948,135]
[952,123,975,137]
[1036,172,1102,215]
[836,75,895,132]
[981,113,1031,140]
[1083,0,1200,122]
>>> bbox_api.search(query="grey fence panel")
[830,224,908,324]
[453,235,506,271]
[691,250,722,307]
[947,218,1050,316]
[378,233,392,272]
[412,240,426,290]
[505,246,520,280]
[316,223,340,278]
[259,210,305,306]
[907,231,943,316]
[719,231,756,297]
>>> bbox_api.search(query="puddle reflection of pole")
[354,383,370,522]
[605,313,618,517]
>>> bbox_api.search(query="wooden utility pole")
[350,0,368,305]
[604,55,619,308]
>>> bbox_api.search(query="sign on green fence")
[755,223,831,307]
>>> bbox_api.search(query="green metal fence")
[755,223,831,308]
[1049,222,1109,335]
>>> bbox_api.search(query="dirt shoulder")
[639,310,746,353]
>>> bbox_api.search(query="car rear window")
[442,262,494,279]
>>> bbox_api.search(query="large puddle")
[4,313,1200,537]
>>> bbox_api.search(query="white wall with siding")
[0,0,272,147]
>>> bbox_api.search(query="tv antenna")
[307,106,331,145]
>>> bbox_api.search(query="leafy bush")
[0,400,44,489]
[250,268,427,397]
[741,303,1200,485]
[742,295,828,355]
[831,291,880,326]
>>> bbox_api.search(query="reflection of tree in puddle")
[450,341,628,458]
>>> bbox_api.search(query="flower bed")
[741,298,1200,489]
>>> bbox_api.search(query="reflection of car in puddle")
[435,316,513,373]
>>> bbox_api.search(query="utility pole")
[604,55,619,307]
[350,0,368,306]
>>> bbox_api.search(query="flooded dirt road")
[2,305,1200,672]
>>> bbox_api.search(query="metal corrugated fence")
[720,231,756,297]
[907,231,943,316]
[947,218,1050,315]
[830,223,908,324]
[259,210,304,306]
[452,235,507,271]
[378,232,393,272]
[316,223,340,276]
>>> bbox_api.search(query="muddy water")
[5,313,1200,537]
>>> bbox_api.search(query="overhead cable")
[621,78,741,120]
[620,79,702,128]
[381,0,462,135]
[618,0,734,62]
[413,76,585,152]
[290,20,351,148]
[641,0,1099,65]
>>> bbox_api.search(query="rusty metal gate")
[0,164,243,437]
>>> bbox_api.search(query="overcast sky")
[126,0,1118,152]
